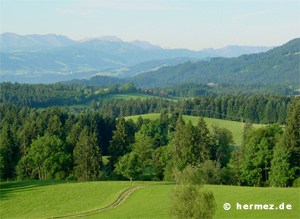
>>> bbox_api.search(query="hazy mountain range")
[63,38,300,87]
[0,32,278,84]
[1,32,272,55]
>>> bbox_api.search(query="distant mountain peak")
[201,45,274,58]
[80,36,123,42]
[0,33,77,51]
[127,40,162,50]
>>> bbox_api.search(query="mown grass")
[2,181,298,219]
[83,185,300,219]
[0,180,161,219]
[126,113,266,146]
[78,93,184,108]
[101,93,155,100]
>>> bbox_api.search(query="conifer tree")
[194,117,210,163]
[171,114,185,166]
[269,143,291,187]
[281,99,300,168]
[180,120,195,168]
[0,122,18,179]
[242,119,253,146]
[74,127,102,181]
[90,99,98,111]
[108,117,133,170]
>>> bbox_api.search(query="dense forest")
[157,82,298,97]
[0,82,136,108]
[1,82,298,111]
[1,99,299,187]
[62,78,299,96]
[1,78,299,188]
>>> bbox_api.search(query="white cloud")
[231,9,272,20]
[74,0,180,10]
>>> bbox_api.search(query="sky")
[1,0,299,50]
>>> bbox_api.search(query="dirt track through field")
[50,185,146,219]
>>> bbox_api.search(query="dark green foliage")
[1,82,296,125]
[281,100,300,168]
[108,117,134,170]
[210,124,234,165]
[269,143,292,187]
[0,92,299,187]
[73,127,103,181]
[198,160,221,184]
[241,124,283,186]
[0,122,18,180]
[242,120,253,145]
[18,135,71,180]
[169,184,216,219]
[194,117,211,163]
[227,149,243,186]
[95,94,294,124]
[115,152,143,181]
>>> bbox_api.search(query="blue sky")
[1,0,299,50]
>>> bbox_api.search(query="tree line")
[94,94,296,124]
[0,98,299,187]
[2,81,298,111]
[0,81,136,108]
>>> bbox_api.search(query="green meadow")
[2,181,298,219]
[0,180,158,219]
[126,114,266,146]
[83,185,299,219]
[79,93,184,108]
[101,93,156,100]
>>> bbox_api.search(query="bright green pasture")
[101,93,154,100]
[99,93,182,102]
[126,114,266,146]
[83,185,299,219]
[79,93,182,107]
[78,93,156,107]
[0,180,151,219]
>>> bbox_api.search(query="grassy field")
[2,181,298,219]
[83,185,299,219]
[78,93,185,108]
[98,93,185,102]
[126,114,266,146]
[101,93,156,100]
[0,180,160,219]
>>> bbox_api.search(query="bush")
[66,174,74,180]
[169,184,216,219]
[293,177,300,187]
[198,160,221,184]
[151,177,160,181]
[55,171,66,180]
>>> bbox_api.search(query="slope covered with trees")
[1,100,299,188]
[127,38,300,87]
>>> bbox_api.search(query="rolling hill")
[125,113,266,146]
[1,33,282,84]
[62,38,299,87]
[126,38,300,87]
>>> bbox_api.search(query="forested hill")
[126,38,300,87]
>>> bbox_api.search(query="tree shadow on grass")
[0,180,78,200]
